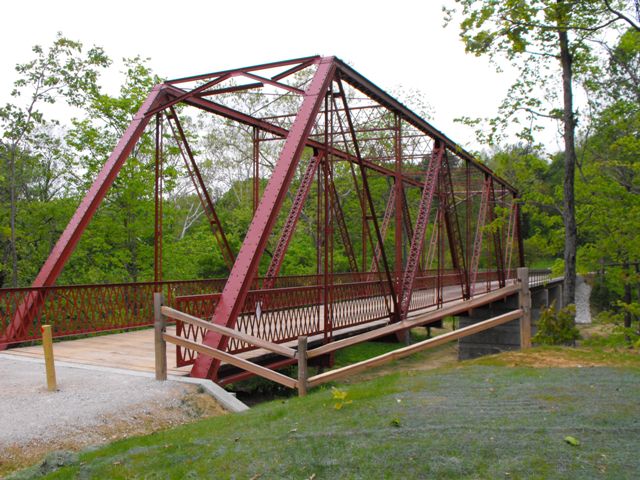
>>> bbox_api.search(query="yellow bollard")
[41,325,57,391]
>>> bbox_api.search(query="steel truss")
[2,57,524,383]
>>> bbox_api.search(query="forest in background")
[0,22,638,328]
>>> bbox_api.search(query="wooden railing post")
[154,292,167,380]
[41,324,57,391]
[297,336,308,397]
[517,267,531,349]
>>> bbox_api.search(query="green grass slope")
[12,360,640,479]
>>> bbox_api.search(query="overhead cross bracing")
[1,56,524,384]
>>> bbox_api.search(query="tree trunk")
[9,146,19,287]
[557,13,577,306]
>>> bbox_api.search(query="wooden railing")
[153,268,533,395]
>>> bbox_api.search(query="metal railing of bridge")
[0,269,512,349]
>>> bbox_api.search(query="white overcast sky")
[0,0,565,153]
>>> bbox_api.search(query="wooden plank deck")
[2,325,192,376]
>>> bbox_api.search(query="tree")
[445,0,638,305]
[63,56,176,283]
[0,33,110,286]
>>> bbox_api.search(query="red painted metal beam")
[489,180,506,287]
[153,114,164,287]
[263,152,324,289]
[167,55,321,85]
[334,59,518,194]
[164,85,426,189]
[440,151,469,298]
[504,202,517,278]
[399,142,444,318]
[328,174,359,273]
[1,85,168,347]
[166,108,235,270]
[370,183,396,273]
[470,177,491,296]
[335,75,399,318]
[191,57,336,379]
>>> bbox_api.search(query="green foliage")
[0,34,110,287]
[533,302,580,346]
[583,305,640,349]
[444,0,622,145]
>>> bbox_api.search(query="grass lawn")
[10,344,640,479]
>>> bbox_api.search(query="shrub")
[532,302,580,346]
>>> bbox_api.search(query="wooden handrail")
[163,332,298,389]
[306,309,523,388]
[306,284,520,359]
[161,306,297,359]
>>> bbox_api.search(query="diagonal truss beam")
[166,108,235,270]
[327,171,359,273]
[191,57,337,379]
[263,152,324,289]
[440,151,469,298]
[489,181,506,287]
[335,75,399,319]
[399,141,444,319]
[370,183,396,272]
[167,85,427,189]
[470,176,491,296]
[504,201,517,276]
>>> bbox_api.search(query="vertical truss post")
[394,114,403,290]
[191,57,336,380]
[504,201,517,280]
[466,163,472,285]
[167,108,236,271]
[154,114,164,289]
[399,141,444,318]
[488,180,506,287]
[321,92,330,343]
[437,201,445,307]
[335,76,399,320]
[323,155,332,343]
[253,127,260,213]
[516,200,525,268]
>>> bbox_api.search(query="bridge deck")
[0,281,510,375]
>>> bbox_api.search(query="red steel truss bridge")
[0,56,532,384]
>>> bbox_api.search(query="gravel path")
[0,356,221,448]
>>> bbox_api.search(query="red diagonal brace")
[191,57,336,379]
[440,152,469,298]
[166,108,235,270]
[1,85,167,347]
[370,183,396,272]
[470,177,491,296]
[399,141,444,318]
[263,152,324,289]
[488,180,506,287]
[327,170,359,273]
